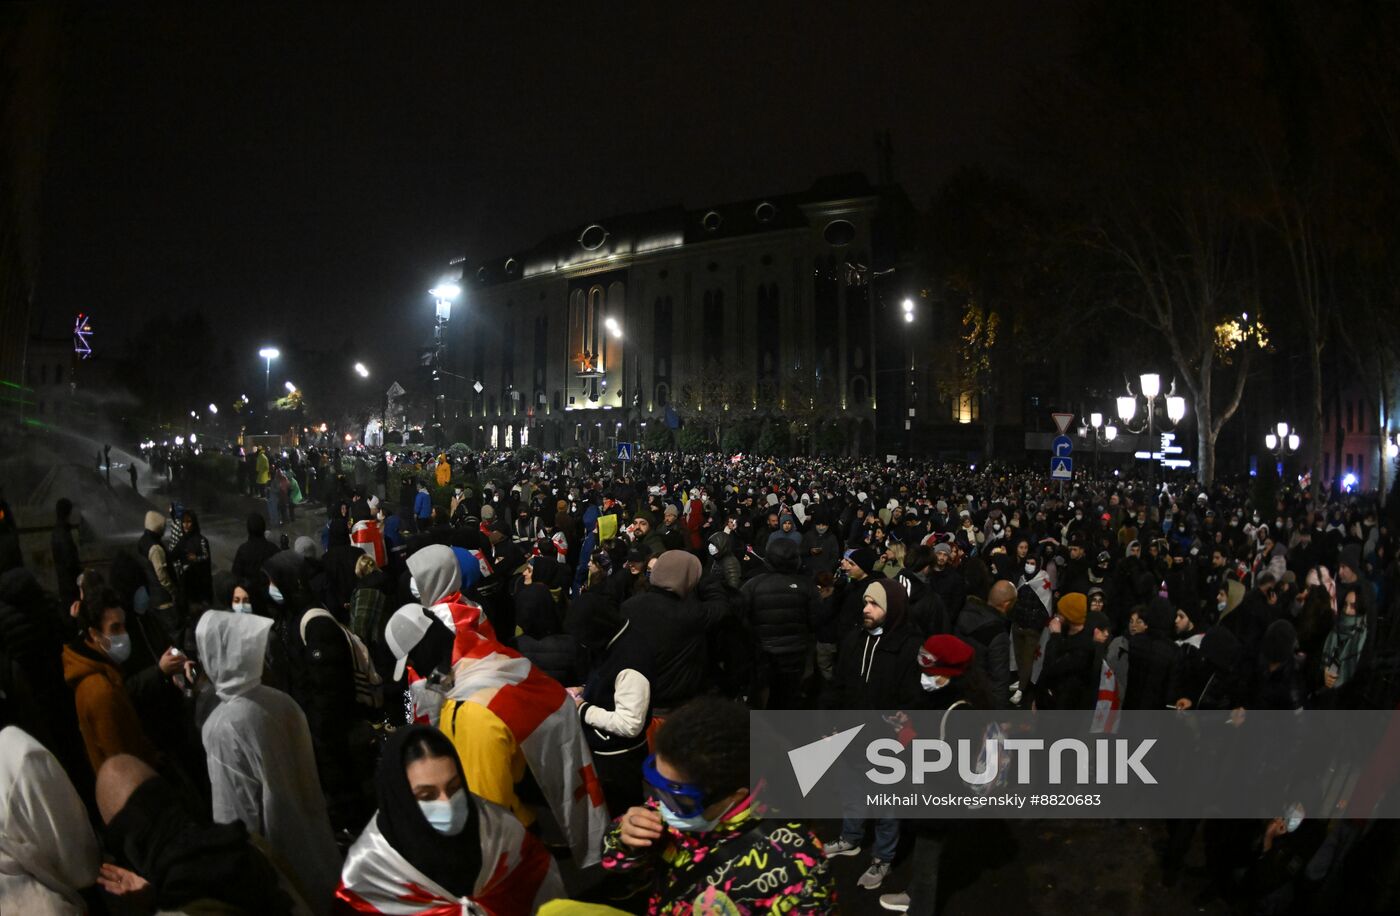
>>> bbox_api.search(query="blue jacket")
[413,490,431,520]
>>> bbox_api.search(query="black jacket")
[622,580,727,709]
[1035,628,1098,710]
[925,566,967,621]
[739,539,819,660]
[823,583,922,710]
[824,622,924,711]
[955,597,1012,704]
[232,535,279,584]
[1123,599,1178,710]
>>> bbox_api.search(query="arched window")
[656,383,670,407]
[490,425,499,448]
[505,426,514,449]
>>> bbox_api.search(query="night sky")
[35,2,1076,379]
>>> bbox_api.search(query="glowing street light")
[285,381,297,393]
[429,282,461,302]
[354,362,369,378]
[174,436,184,446]
[208,403,218,415]
[604,317,622,338]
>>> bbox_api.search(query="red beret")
[918,634,974,677]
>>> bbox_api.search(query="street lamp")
[1116,372,1187,492]
[208,403,218,415]
[604,317,622,339]
[284,380,297,393]
[901,298,915,323]
[430,280,462,445]
[354,362,369,378]
[1078,411,1119,471]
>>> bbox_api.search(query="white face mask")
[418,788,469,836]
[231,601,252,614]
[1024,563,1037,576]
[707,543,719,556]
[103,633,132,665]
[266,584,284,605]
[920,673,950,692]
[409,578,421,600]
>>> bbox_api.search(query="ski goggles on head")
[642,754,709,817]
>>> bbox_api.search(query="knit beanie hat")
[481,505,495,521]
[1057,592,1088,626]
[918,634,974,677]
[846,547,879,576]
[864,580,890,613]
[1084,610,1112,634]
[649,550,701,596]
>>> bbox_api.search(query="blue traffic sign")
[1052,435,1073,458]
[1050,456,1073,480]
[616,442,633,461]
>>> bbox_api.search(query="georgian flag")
[1090,659,1122,735]
[351,518,386,568]
[445,633,609,868]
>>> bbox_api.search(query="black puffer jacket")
[739,538,819,660]
[621,554,727,709]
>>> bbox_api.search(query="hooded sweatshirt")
[196,612,340,913]
[0,726,101,914]
[62,642,159,774]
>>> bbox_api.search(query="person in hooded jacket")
[821,580,922,890]
[1123,597,1178,710]
[955,579,1014,707]
[622,550,729,711]
[739,537,819,709]
[335,725,563,915]
[196,610,341,913]
[706,528,743,591]
[800,516,841,578]
[233,512,281,584]
[174,510,212,607]
[0,725,103,915]
[263,550,363,834]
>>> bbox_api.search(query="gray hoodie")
[407,544,462,607]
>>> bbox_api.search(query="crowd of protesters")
[2,444,1399,914]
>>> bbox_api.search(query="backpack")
[300,608,384,711]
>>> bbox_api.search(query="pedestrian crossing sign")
[616,442,633,461]
[1050,456,1073,480]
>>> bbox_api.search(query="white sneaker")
[822,837,862,857]
[879,892,911,912]
[858,859,892,889]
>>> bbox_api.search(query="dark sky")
[35,2,1077,382]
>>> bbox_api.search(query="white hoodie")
[196,611,341,915]
[0,726,100,914]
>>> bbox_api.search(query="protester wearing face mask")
[337,724,562,914]
[63,591,160,773]
[877,634,993,914]
[608,697,835,911]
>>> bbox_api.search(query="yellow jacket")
[435,456,451,488]
[439,696,533,827]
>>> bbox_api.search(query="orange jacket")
[62,644,159,774]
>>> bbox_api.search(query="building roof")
[467,173,878,286]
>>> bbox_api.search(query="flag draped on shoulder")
[446,636,609,867]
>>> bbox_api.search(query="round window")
[504,257,518,276]
[823,219,856,246]
[579,224,609,250]
[702,211,723,232]
[476,266,487,282]
[754,201,776,223]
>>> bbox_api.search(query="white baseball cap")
[385,604,434,681]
